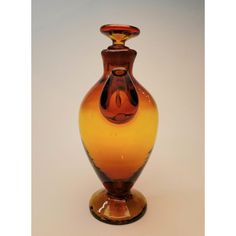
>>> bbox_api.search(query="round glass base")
[89,189,147,225]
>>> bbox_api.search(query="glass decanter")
[79,24,158,224]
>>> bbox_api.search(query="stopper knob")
[100,24,140,47]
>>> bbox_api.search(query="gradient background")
[32,0,204,235]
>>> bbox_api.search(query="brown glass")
[79,24,158,224]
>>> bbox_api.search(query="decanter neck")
[101,49,136,78]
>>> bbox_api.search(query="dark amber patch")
[100,68,138,124]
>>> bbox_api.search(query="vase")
[79,24,158,224]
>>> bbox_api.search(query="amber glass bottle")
[79,24,158,224]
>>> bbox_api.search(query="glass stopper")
[100,24,140,47]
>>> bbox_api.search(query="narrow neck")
[101,49,136,79]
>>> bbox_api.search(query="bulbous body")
[79,24,158,224]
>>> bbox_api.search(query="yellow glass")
[79,24,158,224]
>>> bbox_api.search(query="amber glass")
[79,24,158,224]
